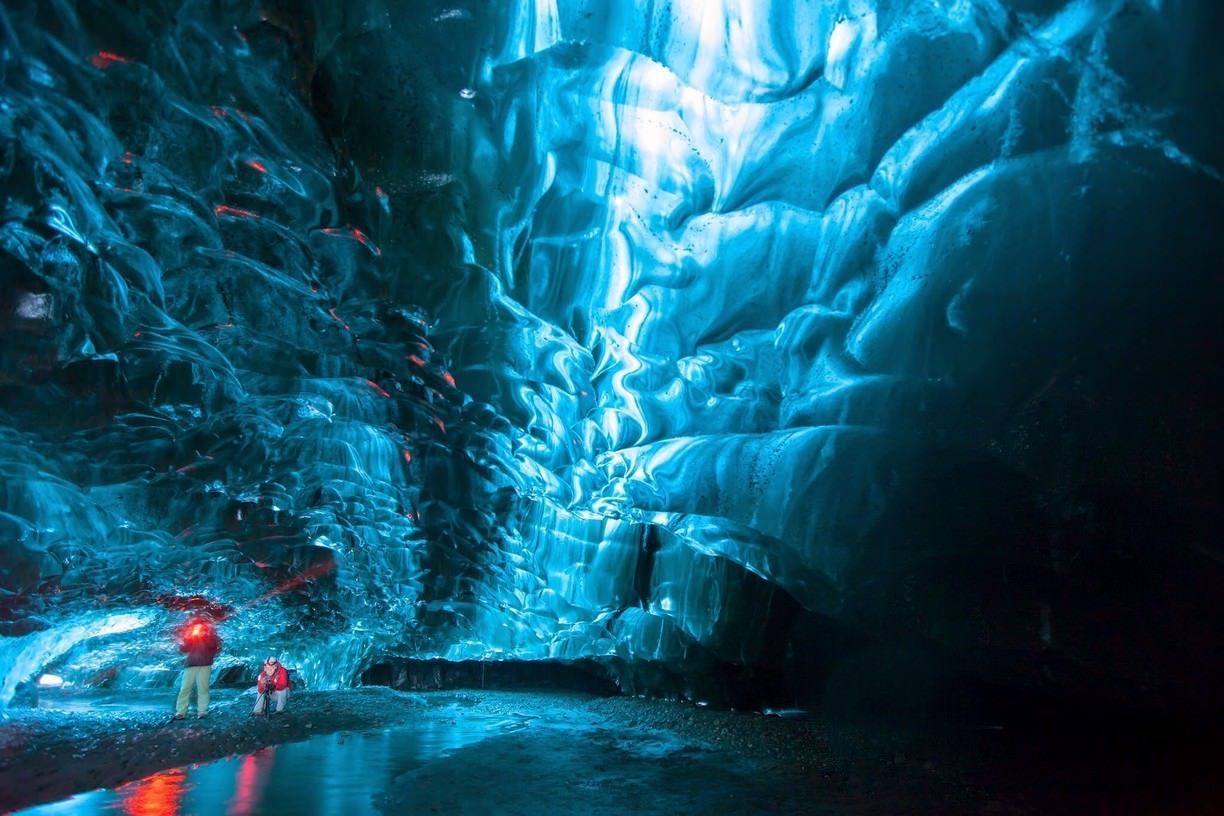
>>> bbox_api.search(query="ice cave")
[0,0,1221,813]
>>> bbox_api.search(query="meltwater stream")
[16,706,531,816]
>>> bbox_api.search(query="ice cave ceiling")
[0,0,1221,714]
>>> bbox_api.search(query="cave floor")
[1,688,1220,815]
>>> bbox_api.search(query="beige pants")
[176,665,212,716]
[253,689,288,714]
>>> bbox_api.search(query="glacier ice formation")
[0,0,1221,716]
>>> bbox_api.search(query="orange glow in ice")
[327,308,350,331]
[90,51,131,70]
[214,204,258,219]
[320,227,382,256]
[244,560,335,609]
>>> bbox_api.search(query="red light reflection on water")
[227,747,278,816]
[119,767,187,816]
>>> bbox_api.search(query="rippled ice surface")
[16,711,530,816]
[1,0,1220,721]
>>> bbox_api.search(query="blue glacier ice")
[0,0,1221,716]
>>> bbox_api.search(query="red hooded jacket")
[257,664,290,693]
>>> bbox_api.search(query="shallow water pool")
[15,710,529,816]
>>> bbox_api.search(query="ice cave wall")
[460,0,1224,710]
[1,0,1222,715]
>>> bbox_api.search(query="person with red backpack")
[252,656,290,716]
[174,617,222,720]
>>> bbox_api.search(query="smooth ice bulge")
[460,0,1224,704]
[1,0,1221,714]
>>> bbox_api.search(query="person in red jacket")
[174,618,222,720]
[252,656,290,715]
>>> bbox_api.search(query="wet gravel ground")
[1,689,1221,815]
